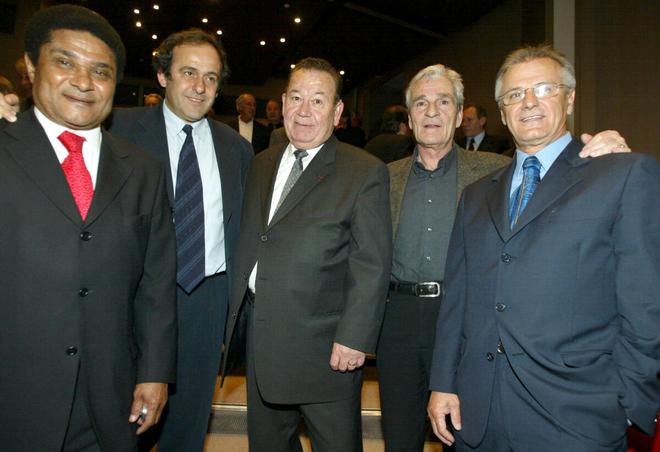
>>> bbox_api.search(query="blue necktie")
[509,156,541,228]
[175,124,205,293]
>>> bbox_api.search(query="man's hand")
[0,93,20,122]
[329,342,366,372]
[428,391,462,446]
[579,130,630,157]
[128,382,168,434]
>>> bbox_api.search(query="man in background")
[227,92,269,153]
[364,104,414,163]
[458,103,510,153]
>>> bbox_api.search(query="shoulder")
[387,155,414,173]
[103,129,165,173]
[460,148,511,171]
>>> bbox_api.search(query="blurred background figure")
[457,103,510,153]
[14,57,33,111]
[335,107,366,147]
[265,98,283,133]
[364,105,414,163]
[226,93,269,153]
[143,92,163,107]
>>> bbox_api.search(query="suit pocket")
[561,349,611,368]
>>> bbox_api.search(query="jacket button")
[501,253,512,263]
[79,288,89,297]
[66,346,78,356]
[80,231,92,241]
[486,352,494,361]
[260,235,268,242]
[232,313,237,319]
[495,303,507,312]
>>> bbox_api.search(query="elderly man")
[223,57,392,452]
[428,44,660,452]
[378,63,633,452]
[227,92,269,153]
[0,5,176,451]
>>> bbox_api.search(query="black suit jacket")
[430,138,660,446]
[226,117,270,154]
[0,110,177,451]
[459,133,511,154]
[224,136,392,404]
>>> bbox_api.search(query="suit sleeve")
[612,154,660,433]
[133,162,178,383]
[333,162,392,353]
[429,190,468,393]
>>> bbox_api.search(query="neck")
[417,144,452,170]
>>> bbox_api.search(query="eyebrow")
[179,65,219,77]
[50,48,114,70]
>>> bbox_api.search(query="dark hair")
[463,103,487,119]
[25,4,126,81]
[381,105,408,133]
[289,57,342,103]
[152,28,230,85]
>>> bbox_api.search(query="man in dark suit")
[223,57,392,451]
[226,92,270,153]
[364,105,415,163]
[428,44,660,451]
[0,5,176,451]
[108,29,253,452]
[458,103,511,153]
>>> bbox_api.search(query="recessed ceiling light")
[290,64,296,69]
[279,37,286,43]
[152,51,157,56]
[152,34,158,40]
[153,4,159,10]
[216,29,223,35]
[294,17,301,24]
[133,8,140,14]
[135,21,142,27]
[339,70,345,75]
[202,18,208,23]
[259,40,266,46]
[284,3,290,8]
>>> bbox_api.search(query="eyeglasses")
[498,82,571,106]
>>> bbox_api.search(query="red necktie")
[58,131,93,220]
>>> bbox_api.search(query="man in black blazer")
[428,45,660,451]
[224,57,392,451]
[458,103,511,153]
[226,92,270,153]
[108,30,252,451]
[0,5,176,451]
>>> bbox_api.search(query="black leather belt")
[389,281,442,298]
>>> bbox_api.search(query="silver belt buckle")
[415,281,441,298]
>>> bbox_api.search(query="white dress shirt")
[238,117,254,143]
[163,101,226,276]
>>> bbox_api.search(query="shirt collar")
[34,107,102,147]
[513,131,572,179]
[412,143,457,176]
[162,100,206,136]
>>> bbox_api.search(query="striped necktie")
[275,149,308,212]
[509,156,541,228]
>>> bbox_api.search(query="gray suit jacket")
[224,136,392,404]
[430,138,660,446]
[0,109,177,451]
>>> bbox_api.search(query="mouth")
[520,114,544,123]
[64,94,94,105]
[186,96,206,104]
[423,123,442,129]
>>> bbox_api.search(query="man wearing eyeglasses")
[427,45,660,451]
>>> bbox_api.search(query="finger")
[450,404,462,431]
[431,412,455,445]
[580,132,593,144]
[136,408,157,434]
[128,398,144,423]
[329,351,340,370]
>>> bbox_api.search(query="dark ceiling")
[53,0,504,92]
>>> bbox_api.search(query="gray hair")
[405,64,464,110]
[495,44,576,102]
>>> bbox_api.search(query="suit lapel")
[389,156,413,240]
[5,110,83,226]
[260,145,285,229]
[209,118,238,227]
[136,105,174,202]
[84,131,132,226]
[486,162,516,242]
[267,138,337,229]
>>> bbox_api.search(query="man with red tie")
[0,5,176,451]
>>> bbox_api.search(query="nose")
[297,100,312,116]
[522,88,539,108]
[193,75,206,94]
[70,68,93,92]
[425,101,438,117]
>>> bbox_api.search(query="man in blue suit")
[108,29,252,451]
[428,45,660,451]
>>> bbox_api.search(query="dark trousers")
[456,353,627,452]
[245,301,363,452]
[62,364,103,452]
[376,291,442,452]
[149,273,228,452]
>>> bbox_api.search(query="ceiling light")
[153,4,159,10]
[135,21,142,27]
[133,8,140,14]
[202,18,208,23]
[284,3,290,8]
[152,51,157,56]
[290,64,296,69]
[216,29,223,35]
[259,40,266,46]
[339,70,345,75]
[279,37,286,43]
[294,17,301,24]
[152,34,158,40]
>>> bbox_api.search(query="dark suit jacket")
[224,136,392,404]
[430,138,660,446]
[0,110,177,451]
[459,133,511,154]
[107,105,253,290]
[226,117,270,154]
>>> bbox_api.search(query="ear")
[500,107,507,126]
[156,71,168,89]
[479,116,487,127]
[24,53,36,83]
[455,108,463,130]
[332,100,344,127]
[566,89,576,116]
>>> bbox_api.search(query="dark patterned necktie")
[509,156,541,228]
[275,149,308,212]
[58,131,93,220]
[467,138,475,151]
[175,124,205,293]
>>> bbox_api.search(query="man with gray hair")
[378,61,633,451]
[428,44,660,451]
